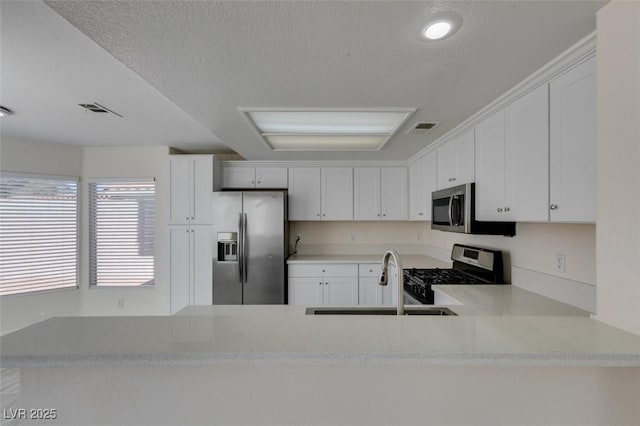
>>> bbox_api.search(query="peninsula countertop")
[2,284,640,368]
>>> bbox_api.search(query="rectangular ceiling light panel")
[243,109,415,151]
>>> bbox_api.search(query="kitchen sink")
[305,307,457,316]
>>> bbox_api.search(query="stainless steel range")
[403,244,506,304]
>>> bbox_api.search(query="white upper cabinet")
[288,167,353,220]
[222,166,287,189]
[381,167,408,220]
[549,57,596,223]
[169,155,214,225]
[354,167,381,220]
[475,84,549,222]
[436,129,475,190]
[321,167,353,220]
[475,111,507,221]
[288,167,322,220]
[354,167,407,221]
[409,151,436,221]
[505,84,550,222]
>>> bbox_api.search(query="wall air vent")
[78,103,123,118]
[406,121,439,135]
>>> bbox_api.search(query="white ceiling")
[2,1,606,161]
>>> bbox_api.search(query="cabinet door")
[288,168,321,220]
[192,157,213,224]
[169,157,191,225]
[222,167,255,188]
[550,57,596,223]
[324,278,358,306]
[436,142,456,189]
[505,84,549,222]
[289,277,323,306]
[358,277,383,306]
[169,226,191,314]
[255,167,288,188]
[321,167,353,220]
[475,110,507,221]
[381,167,408,220]
[191,226,213,305]
[354,167,381,220]
[454,129,476,186]
[409,152,436,221]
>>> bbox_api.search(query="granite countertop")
[286,254,451,269]
[3,284,640,368]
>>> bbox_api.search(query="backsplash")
[290,221,596,286]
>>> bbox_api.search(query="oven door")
[403,290,423,305]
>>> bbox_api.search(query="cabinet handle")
[317,213,320,217]
[452,177,456,181]
[369,269,373,273]
[550,204,558,210]
[377,213,380,217]
[504,207,510,212]
[497,208,503,213]
[322,269,325,273]
[186,216,189,221]
[191,216,194,220]
[318,282,322,286]
[383,213,386,217]
[325,282,328,285]
[322,213,326,217]
[186,229,189,233]
[418,212,424,216]
[257,181,261,184]
[251,180,255,184]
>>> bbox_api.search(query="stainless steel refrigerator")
[212,191,288,304]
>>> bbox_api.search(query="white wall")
[80,146,170,316]
[0,136,83,334]
[595,0,640,335]
[0,140,171,334]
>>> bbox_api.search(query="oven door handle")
[448,195,454,226]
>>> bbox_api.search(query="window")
[89,179,155,287]
[0,173,79,296]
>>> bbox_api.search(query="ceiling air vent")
[406,121,439,135]
[78,103,123,118]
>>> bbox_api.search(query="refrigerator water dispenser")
[217,232,238,262]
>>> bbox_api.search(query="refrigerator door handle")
[238,213,243,283]
[242,212,248,283]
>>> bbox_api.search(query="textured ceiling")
[0,1,227,151]
[20,1,608,160]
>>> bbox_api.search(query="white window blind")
[0,174,79,296]
[89,180,155,287]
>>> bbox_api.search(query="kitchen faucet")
[379,249,404,316]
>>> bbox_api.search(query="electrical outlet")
[117,298,125,308]
[555,254,565,273]
[416,232,422,242]
[350,233,357,242]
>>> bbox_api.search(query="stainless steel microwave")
[431,183,516,236]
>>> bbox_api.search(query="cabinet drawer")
[358,264,382,277]
[288,263,358,277]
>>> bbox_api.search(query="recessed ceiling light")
[240,108,416,151]
[0,106,14,117]
[424,21,452,40]
[416,12,463,42]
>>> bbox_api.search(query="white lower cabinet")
[288,264,358,306]
[288,262,396,307]
[169,225,213,314]
[358,264,394,306]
